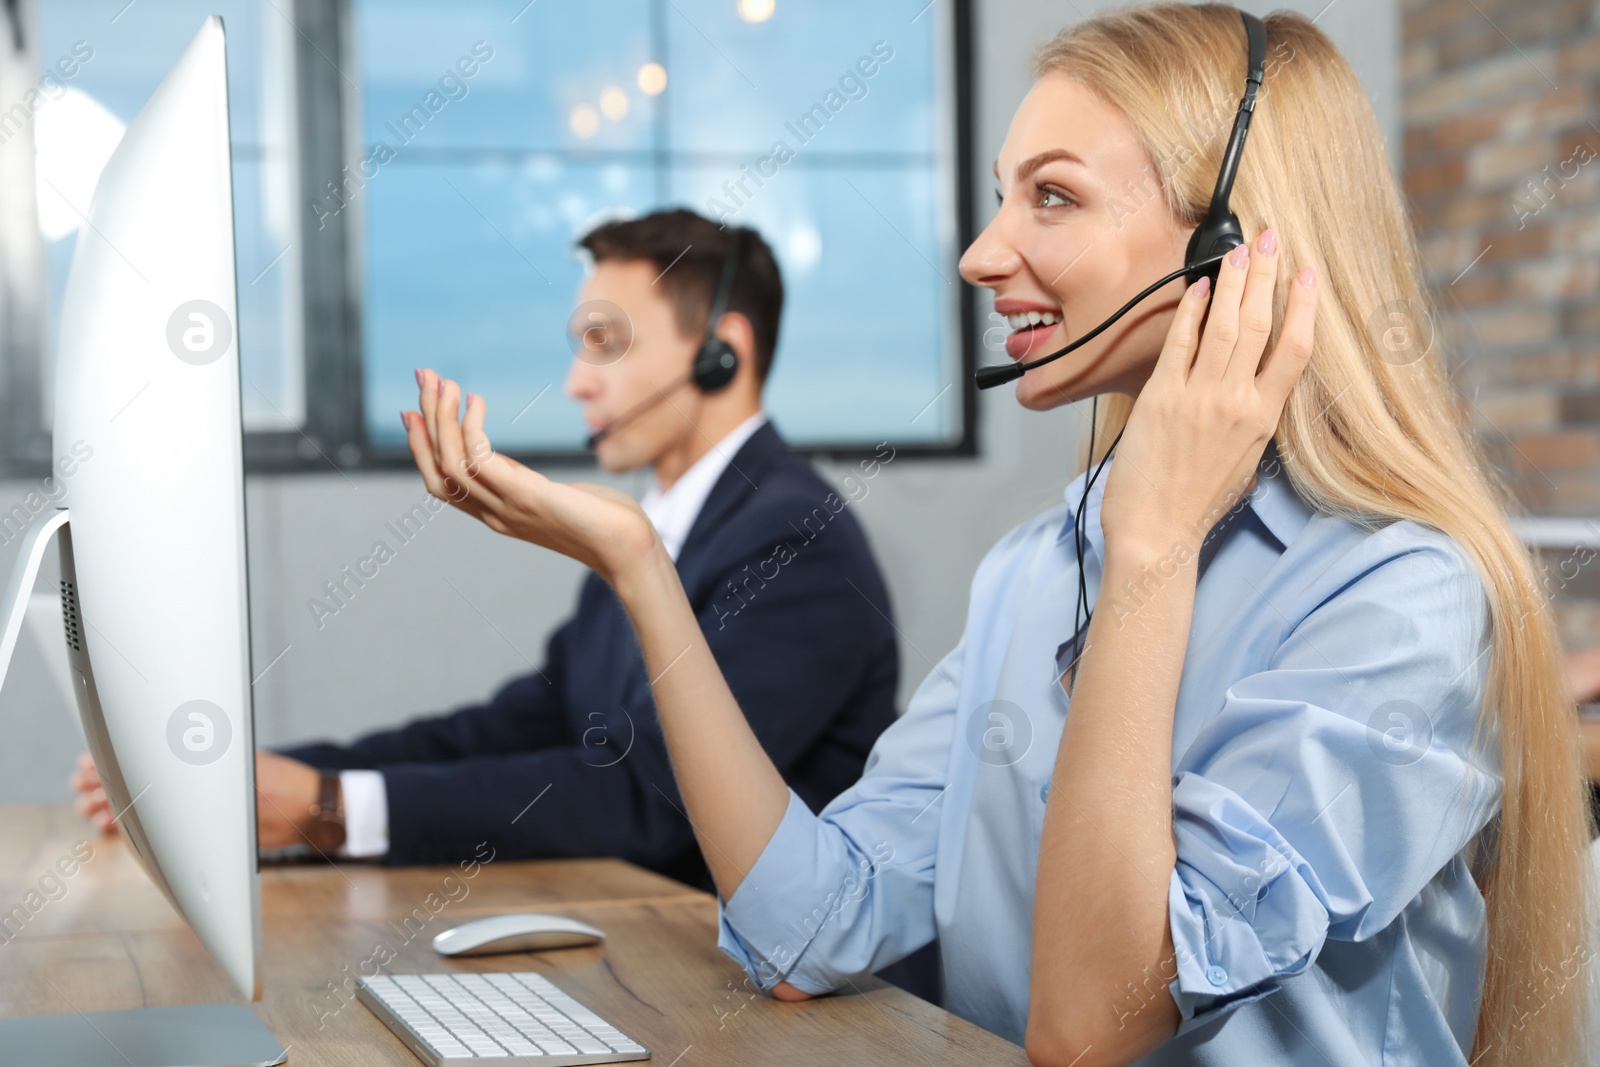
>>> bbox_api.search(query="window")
[350,0,972,457]
[0,0,972,475]
[27,0,303,436]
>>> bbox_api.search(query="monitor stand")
[0,1004,287,1066]
[0,510,287,1067]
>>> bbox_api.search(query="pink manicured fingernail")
[1228,244,1249,270]
[1191,275,1211,299]
[414,368,422,388]
[400,410,409,432]
[1256,228,1277,255]
[1295,266,1316,287]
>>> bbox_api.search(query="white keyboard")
[357,972,651,1065]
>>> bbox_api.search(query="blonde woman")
[402,4,1589,1064]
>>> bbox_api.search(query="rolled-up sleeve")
[1164,530,1502,1031]
[716,638,962,995]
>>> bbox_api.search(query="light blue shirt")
[716,443,1500,1064]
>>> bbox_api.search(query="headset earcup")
[694,231,745,393]
[693,339,739,393]
[1184,211,1245,286]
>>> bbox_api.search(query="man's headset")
[973,8,1267,392]
[989,9,1267,689]
[585,229,748,449]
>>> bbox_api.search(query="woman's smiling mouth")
[996,300,1064,360]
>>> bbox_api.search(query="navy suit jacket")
[283,423,900,890]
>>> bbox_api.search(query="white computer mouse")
[431,914,606,957]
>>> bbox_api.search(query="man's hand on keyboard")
[254,750,323,850]
[70,748,322,850]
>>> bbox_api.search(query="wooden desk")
[0,805,1029,1065]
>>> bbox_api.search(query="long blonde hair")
[1037,5,1592,1063]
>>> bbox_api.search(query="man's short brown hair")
[577,209,784,382]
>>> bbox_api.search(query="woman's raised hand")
[403,369,661,583]
[1100,227,1319,562]
[409,369,798,913]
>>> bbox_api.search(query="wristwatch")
[302,771,346,853]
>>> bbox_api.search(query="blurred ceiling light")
[34,87,127,242]
[599,87,629,121]
[636,62,667,96]
[787,221,822,274]
[737,0,775,23]
[569,104,600,139]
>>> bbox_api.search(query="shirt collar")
[640,411,768,561]
[1057,438,1313,559]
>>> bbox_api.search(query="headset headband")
[707,229,745,335]
[1183,9,1268,285]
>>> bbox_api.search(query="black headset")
[1021,8,1269,689]
[690,228,746,393]
[974,8,1267,392]
[585,229,747,448]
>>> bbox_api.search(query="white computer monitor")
[0,16,283,1065]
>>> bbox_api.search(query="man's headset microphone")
[584,229,748,450]
[969,9,1267,682]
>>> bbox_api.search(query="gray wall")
[0,0,1396,801]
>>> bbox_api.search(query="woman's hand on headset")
[403,369,664,585]
[1100,227,1318,564]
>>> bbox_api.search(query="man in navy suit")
[75,210,900,894]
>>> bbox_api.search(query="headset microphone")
[585,229,748,449]
[973,8,1267,393]
[973,252,1231,390]
[584,376,696,448]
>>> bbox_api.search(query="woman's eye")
[993,187,1004,207]
[1037,186,1074,209]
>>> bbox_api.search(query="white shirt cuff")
[338,770,389,859]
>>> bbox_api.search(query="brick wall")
[1402,0,1600,643]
